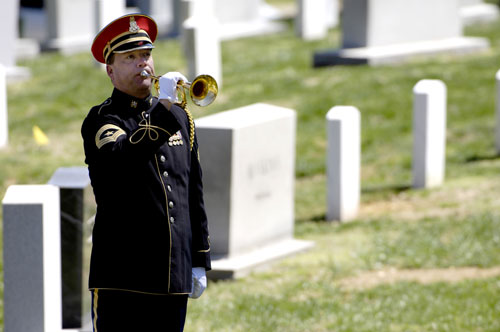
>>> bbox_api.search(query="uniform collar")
[111,88,154,112]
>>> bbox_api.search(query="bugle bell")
[140,70,218,107]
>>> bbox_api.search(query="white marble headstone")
[412,80,447,189]
[3,185,63,332]
[95,0,127,31]
[343,0,462,49]
[495,69,500,155]
[326,106,360,221]
[181,0,222,85]
[0,65,8,148]
[1,0,19,69]
[135,0,175,36]
[460,0,499,25]
[295,0,328,41]
[314,0,489,66]
[3,0,31,81]
[213,0,285,40]
[45,0,95,53]
[195,103,313,278]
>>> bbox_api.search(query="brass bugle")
[140,70,218,107]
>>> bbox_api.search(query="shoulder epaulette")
[97,98,113,115]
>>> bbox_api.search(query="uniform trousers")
[91,289,188,332]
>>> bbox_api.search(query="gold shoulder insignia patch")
[95,124,126,149]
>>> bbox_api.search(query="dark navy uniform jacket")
[82,88,211,295]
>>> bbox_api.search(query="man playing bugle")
[81,13,211,331]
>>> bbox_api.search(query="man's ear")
[106,65,113,79]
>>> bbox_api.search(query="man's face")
[107,49,155,99]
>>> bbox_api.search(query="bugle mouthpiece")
[140,70,160,81]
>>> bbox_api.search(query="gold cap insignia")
[129,17,140,33]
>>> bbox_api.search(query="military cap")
[91,14,158,64]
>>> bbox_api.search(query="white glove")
[189,267,207,299]
[158,71,188,103]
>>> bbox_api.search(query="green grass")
[187,278,500,332]
[2,6,500,331]
[341,213,500,269]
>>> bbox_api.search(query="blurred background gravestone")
[213,0,286,40]
[326,106,360,222]
[196,103,314,279]
[133,0,176,37]
[412,80,447,189]
[3,0,31,82]
[3,185,63,332]
[296,0,339,40]
[44,0,95,53]
[95,0,127,31]
[181,0,222,85]
[0,65,8,149]
[295,0,328,40]
[325,0,339,29]
[496,69,500,155]
[314,0,490,66]
[460,0,499,25]
[49,167,95,330]
[19,0,48,47]
[19,0,288,54]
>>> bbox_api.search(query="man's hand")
[189,267,207,299]
[158,72,188,103]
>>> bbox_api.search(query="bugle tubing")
[140,70,218,107]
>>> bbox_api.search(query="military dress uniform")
[82,89,211,330]
[82,88,211,293]
[83,14,211,331]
